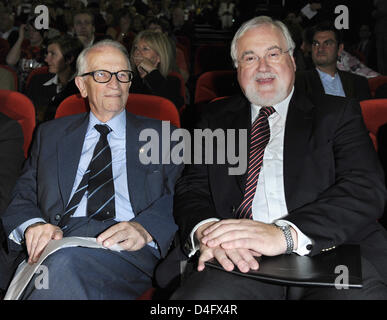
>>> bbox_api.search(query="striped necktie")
[87,124,116,220]
[236,106,276,219]
[58,124,115,228]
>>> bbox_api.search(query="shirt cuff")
[188,218,220,257]
[9,218,46,245]
[276,219,312,256]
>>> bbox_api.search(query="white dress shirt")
[189,87,312,257]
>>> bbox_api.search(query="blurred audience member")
[130,30,184,110]
[0,67,16,91]
[353,24,377,70]
[6,18,46,91]
[146,17,189,83]
[72,10,96,48]
[373,0,387,75]
[218,0,235,29]
[0,6,18,47]
[26,35,83,122]
[296,21,371,101]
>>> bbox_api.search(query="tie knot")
[95,124,111,137]
[259,106,276,118]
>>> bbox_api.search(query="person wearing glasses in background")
[166,16,387,300]
[295,20,371,102]
[0,40,183,299]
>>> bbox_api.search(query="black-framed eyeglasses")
[80,70,134,83]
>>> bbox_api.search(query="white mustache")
[254,73,277,80]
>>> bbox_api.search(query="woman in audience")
[130,30,184,110]
[26,35,83,123]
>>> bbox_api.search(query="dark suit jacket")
[25,74,79,122]
[172,91,387,283]
[0,112,24,291]
[295,68,371,102]
[0,110,183,288]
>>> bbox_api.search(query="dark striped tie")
[87,124,116,221]
[58,124,115,228]
[236,106,276,219]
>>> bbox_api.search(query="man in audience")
[72,10,96,48]
[295,21,371,101]
[0,112,24,296]
[169,16,387,299]
[1,40,183,299]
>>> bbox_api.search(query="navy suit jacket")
[1,110,183,273]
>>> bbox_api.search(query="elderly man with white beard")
[165,16,387,300]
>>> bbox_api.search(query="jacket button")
[54,214,61,221]
[306,244,313,251]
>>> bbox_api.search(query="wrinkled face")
[75,46,131,122]
[236,25,296,107]
[311,31,343,68]
[45,43,66,74]
[73,13,94,39]
[132,39,160,66]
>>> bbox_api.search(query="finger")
[205,230,254,248]
[202,219,240,236]
[31,235,51,263]
[238,248,259,270]
[226,249,250,273]
[28,233,41,264]
[213,248,235,272]
[102,229,130,248]
[52,229,63,240]
[197,247,214,272]
[220,238,254,251]
[97,223,126,244]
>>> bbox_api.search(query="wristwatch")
[273,221,294,254]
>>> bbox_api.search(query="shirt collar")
[88,109,126,138]
[251,86,294,123]
[43,74,58,86]
[316,67,338,80]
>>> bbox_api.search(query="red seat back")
[56,93,181,128]
[0,90,36,157]
[194,70,238,105]
[368,76,387,97]
[360,99,387,150]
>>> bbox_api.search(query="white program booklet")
[4,237,123,300]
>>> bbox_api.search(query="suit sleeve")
[1,125,46,252]
[286,99,386,255]
[0,116,24,215]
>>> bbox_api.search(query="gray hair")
[230,16,295,68]
[76,39,131,76]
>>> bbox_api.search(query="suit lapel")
[210,95,250,205]
[338,70,353,98]
[57,114,89,208]
[124,111,146,214]
[311,69,326,96]
[283,90,315,211]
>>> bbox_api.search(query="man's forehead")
[238,25,286,52]
[314,31,336,40]
[86,47,129,68]
[74,14,92,22]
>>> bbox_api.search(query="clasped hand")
[25,221,152,264]
[196,219,289,273]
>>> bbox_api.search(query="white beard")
[244,72,289,107]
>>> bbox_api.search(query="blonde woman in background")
[130,30,184,110]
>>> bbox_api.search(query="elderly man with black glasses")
[0,40,183,300]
